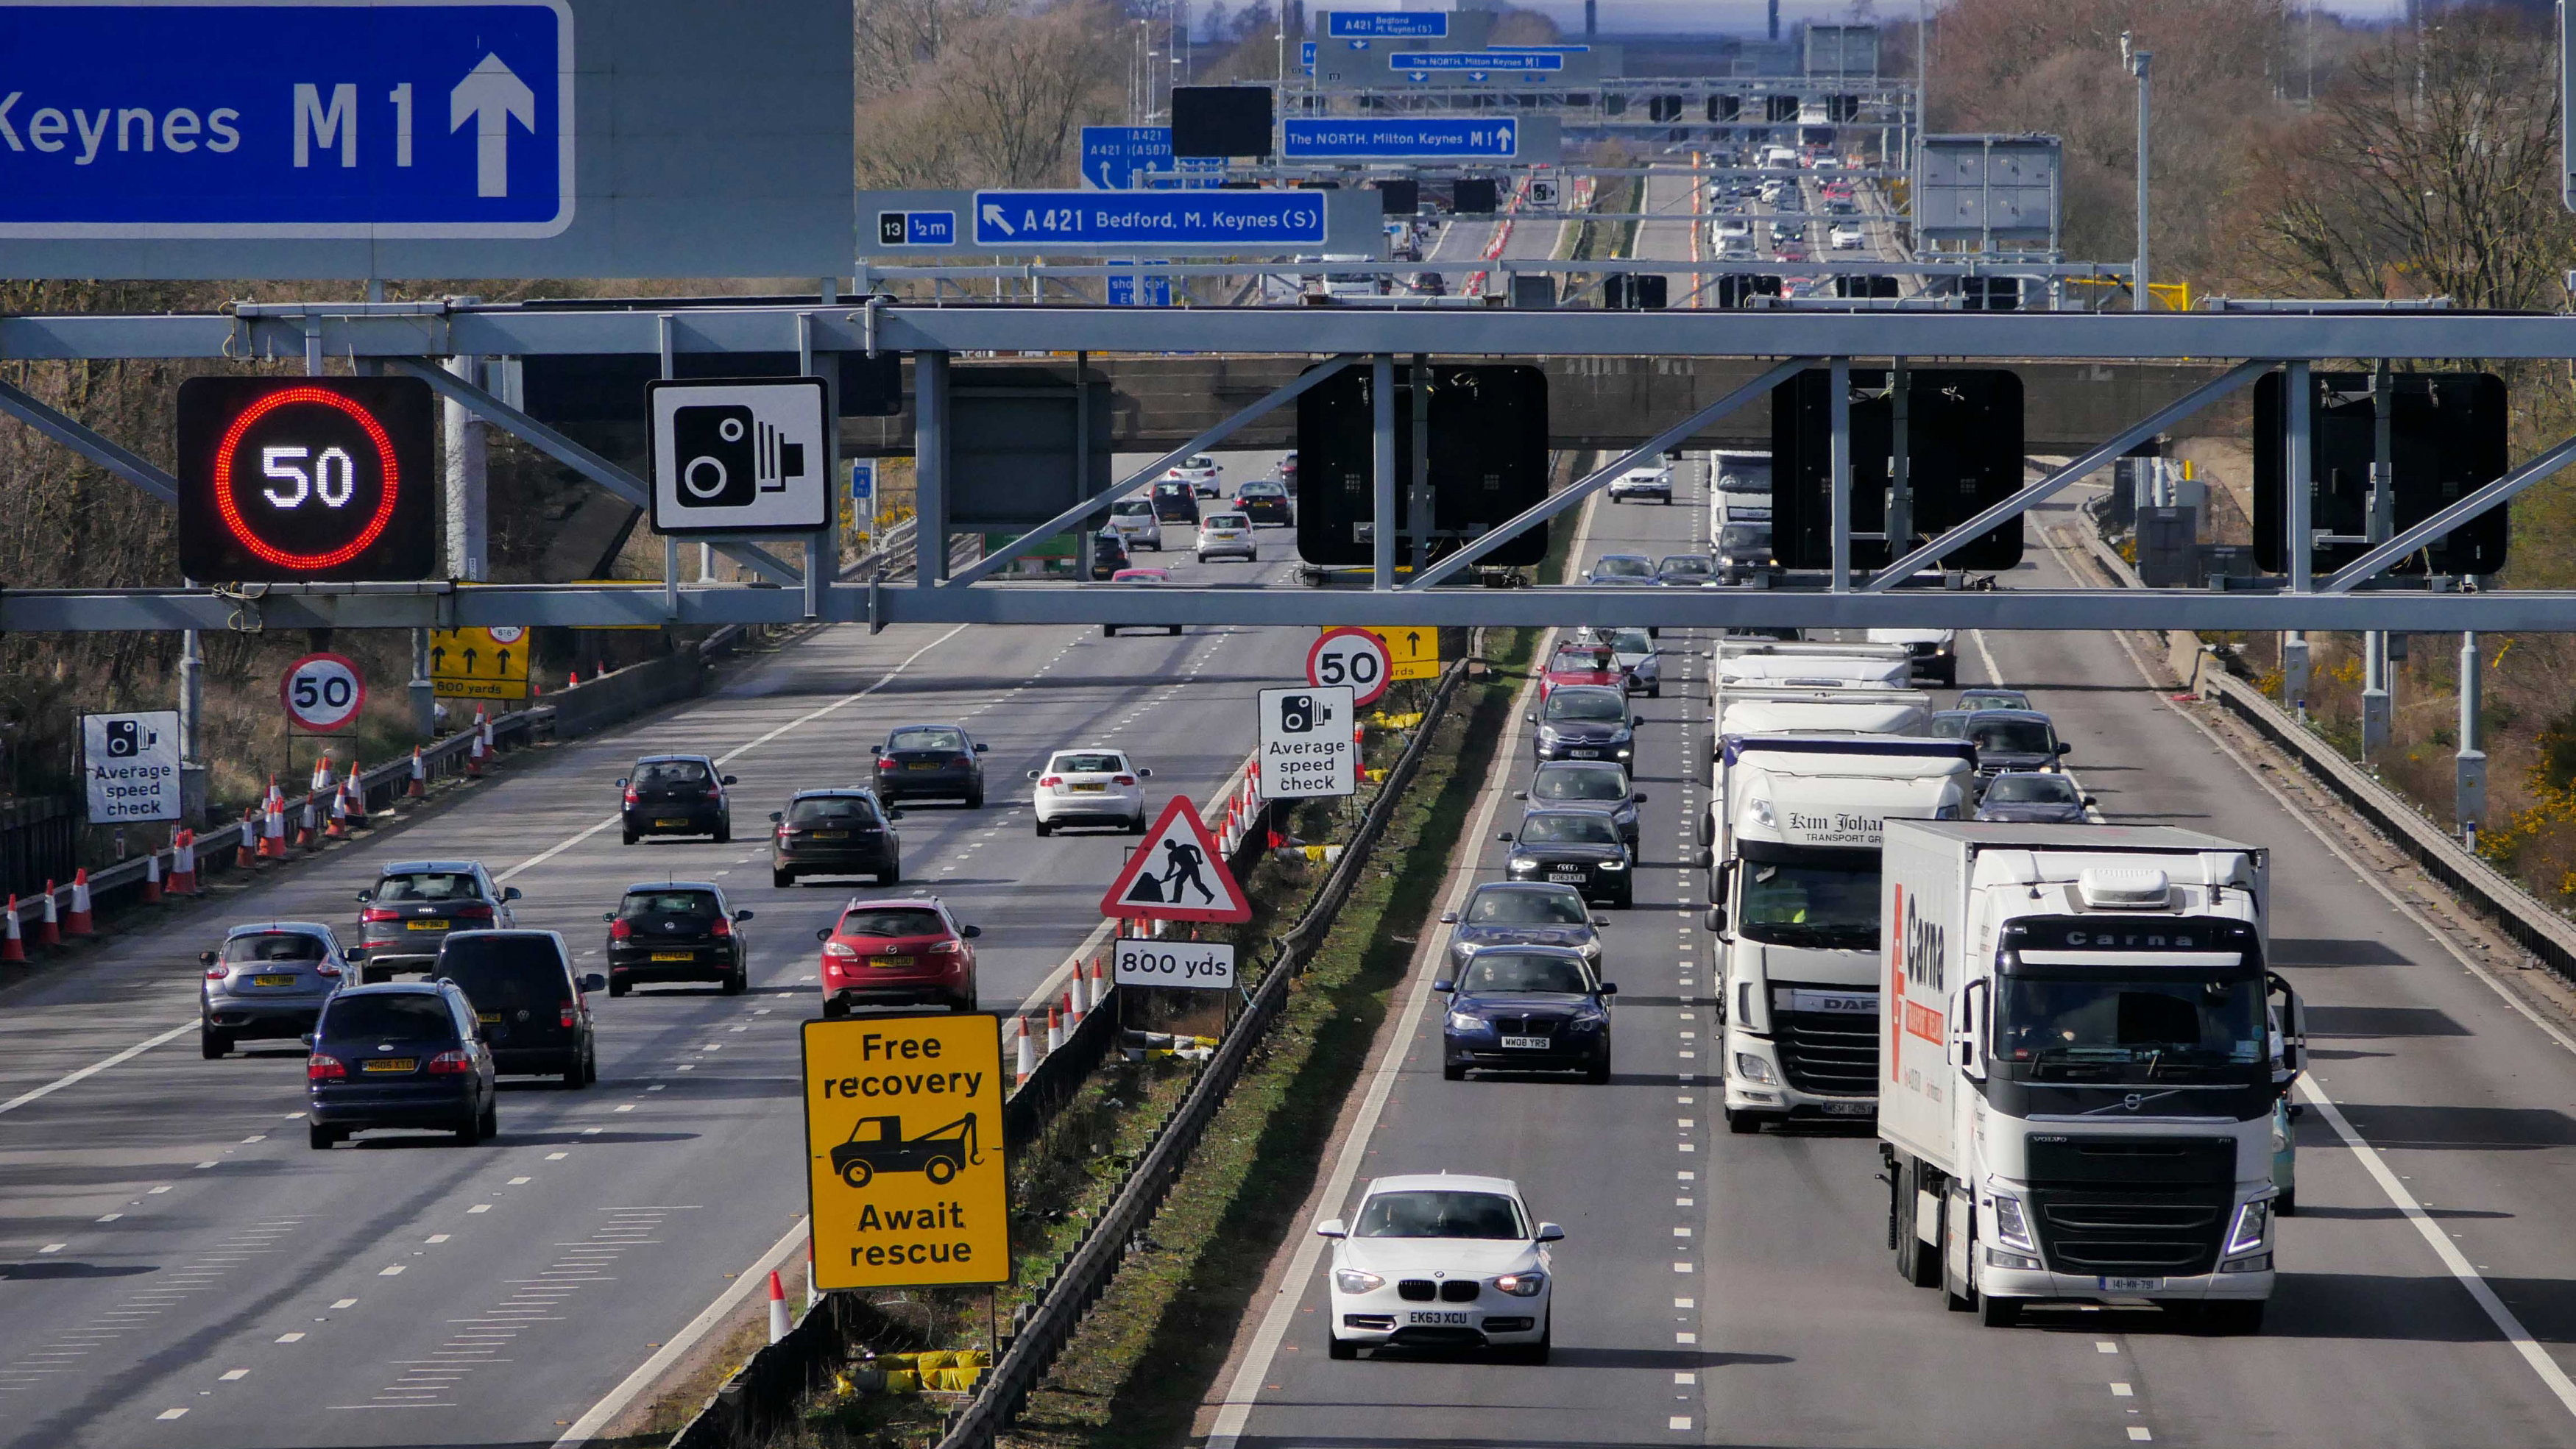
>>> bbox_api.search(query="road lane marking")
[0,1021,197,1118]
[219,1370,247,1381]
[551,1217,809,1448]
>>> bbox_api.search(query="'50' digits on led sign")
[176,377,437,583]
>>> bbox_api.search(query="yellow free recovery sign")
[803,1014,1009,1289]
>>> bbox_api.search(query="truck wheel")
[840,1159,874,1189]
[2198,1301,2265,1336]
[926,1156,958,1186]
[1978,1295,2021,1328]
[1724,1109,1760,1135]
[1896,1161,1940,1288]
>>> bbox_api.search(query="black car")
[1962,709,2070,782]
[305,981,500,1149]
[1436,946,1616,1083]
[1150,481,1200,525]
[354,860,520,979]
[1440,881,1606,972]
[872,723,988,807]
[1975,771,2094,823]
[771,789,903,887]
[1089,528,1132,579]
[619,755,737,844]
[1234,480,1295,525]
[1529,685,1635,765]
[1715,520,1774,584]
[1518,760,1643,851]
[432,929,602,1086]
[1499,806,1635,907]
[604,882,751,996]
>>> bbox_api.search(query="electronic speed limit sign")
[1307,627,1393,707]
[281,653,366,733]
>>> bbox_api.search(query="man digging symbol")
[1161,838,1213,906]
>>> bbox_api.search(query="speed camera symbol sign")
[1307,628,1392,707]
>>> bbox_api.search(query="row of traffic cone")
[1011,957,1113,1089]
[1,870,93,964]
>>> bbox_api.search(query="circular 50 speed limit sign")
[1307,628,1392,707]
[281,653,367,734]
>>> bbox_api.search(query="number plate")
[868,956,913,970]
[1568,748,1600,759]
[650,952,693,963]
[1498,1035,1550,1049]
[1070,783,1106,793]
[477,1012,501,1023]
[1548,870,1587,883]
[654,817,690,827]
[1816,1100,1874,1116]
[907,762,941,770]
[812,831,849,840]
[2098,1277,2165,1293]
[252,973,299,987]
[405,919,450,931]
[1405,1311,1470,1325]
[361,1057,416,1073]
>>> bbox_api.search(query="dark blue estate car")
[1436,946,1616,1084]
[306,982,499,1149]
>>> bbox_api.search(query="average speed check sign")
[281,653,366,734]
[1308,627,1392,707]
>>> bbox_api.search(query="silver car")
[1195,511,1258,562]
[200,921,353,1058]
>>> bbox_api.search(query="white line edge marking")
[1206,493,1594,1449]
[2043,514,2576,1422]
[0,1021,196,1118]
[550,1216,809,1449]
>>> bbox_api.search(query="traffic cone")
[567,670,581,688]
[141,849,164,905]
[0,899,22,965]
[309,755,333,795]
[1067,966,1087,1024]
[237,808,259,869]
[171,829,198,895]
[1090,957,1108,1009]
[261,796,286,860]
[1045,1005,1064,1055]
[467,730,487,777]
[407,747,427,798]
[1014,1016,1036,1088]
[32,884,59,949]
[325,788,348,840]
[64,871,91,937]
[294,795,317,849]
[766,1270,790,1344]
[342,762,368,829]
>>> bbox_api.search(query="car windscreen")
[1550,648,1613,673]
[1984,776,2078,804]
[838,908,947,939]
[1521,812,1620,846]
[1592,556,1651,578]
[1719,524,1770,551]
[1532,766,1626,804]
[1970,720,2054,754]
[436,938,569,1013]
[1459,952,1590,993]
[619,890,719,918]
[634,759,711,786]
[1110,500,1154,517]
[1928,715,1968,740]
[375,872,481,903]
[1050,753,1125,774]
[1354,1189,1528,1239]
[1961,692,2031,711]
[790,796,883,826]
[888,727,966,753]
[1466,889,1587,926]
[1544,691,1626,723]
[1239,482,1282,497]
[1607,629,1653,654]
[1657,556,1711,576]
[223,932,327,963]
[1204,514,1249,530]
[321,993,457,1042]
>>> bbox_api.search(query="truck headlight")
[1989,1191,2039,1253]
[1747,797,1776,829]
[2226,1199,2272,1256]
[1334,1269,1386,1294]
[1733,1052,1777,1085]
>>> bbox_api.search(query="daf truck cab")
[1877,821,2301,1334]
[1709,734,1975,1133]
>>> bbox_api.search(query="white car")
[1317,1173,1560,1363]
[1170,455,1222,497]
[1195,511,1258,562]
[1829,222,1866,250]
[1104,497,1162,551]
[1605,467,1672,503]
[1027,747,1150,836]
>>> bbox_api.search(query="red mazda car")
[815,896,982,1016]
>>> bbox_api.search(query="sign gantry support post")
[1372,354,1398,589]
[916,352,952,587]
[1828,356,1853,592]
[2285,360,2313,595]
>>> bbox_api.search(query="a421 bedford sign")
[804,1014,1009,1290]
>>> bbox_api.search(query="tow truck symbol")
[830,1113,983,1189]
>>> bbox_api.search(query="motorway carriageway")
[1209,465,2576,1448]
[0,452,1301,1448]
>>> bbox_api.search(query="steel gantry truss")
[5,300,2576,633]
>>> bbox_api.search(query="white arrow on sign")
[1497,120,1515,149]
[981,202,1016,235]
[450,54,535,199]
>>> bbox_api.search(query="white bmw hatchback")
[1317,1173,1560,1363]
[1027,747,1151,836]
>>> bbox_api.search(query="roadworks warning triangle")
[1098,796,1251,924]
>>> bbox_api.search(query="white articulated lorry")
[1709,734,1976,1133]
[1709,450,1772,533]
[1708,641,1917,763]
[1877,821,2304,1333]
[1699,690,1931,846]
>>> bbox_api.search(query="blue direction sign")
[873,210,955,247]
[1107,265,1173,306]
[1389,50,1564,73]
[0,0,570,236]
[1283,118,1520,160]
[972,191,1325,249]
[1301,40,1317,74]
[1081,125,1174,190]
[1326,11,1447,35]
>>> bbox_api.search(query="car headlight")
[1579,938,1602,959]
[1537,725,1561,742]
[1493,1271,1546,1297]
[1508,855,1538,873]
[2226,1199,2271,1256]
[1989,1191,2039,1253]
[1733,1052,1778,1085]
[1599,860,1627,871]
[1719,555,1736,567]
[1610,728,1633,743]
[1447,1011,1487,1032]
[1565,1012,1605,1032]
[1334,1268,1386,1294]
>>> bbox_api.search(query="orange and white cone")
[407,747,427,798]
[766,1270,790,1344]
[1091,958,1108,1007]
[467,731,488,777]
[141,849,164,905]
[32,884,59,949]
[1067,966,1087,1024]
[65,871,92,937]
[171,829,198,895]
[294,794,317,849]
[1015,1016,1036,1088]
[1044,1004,1064,1055]
[342,762,367,829]
[567,670,581,688]
[261,797,287,860]
[309,755,333,796]
[0,899,22,965]
[325,787,348,839]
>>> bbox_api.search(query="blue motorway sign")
[972,191,1325,249]
[1301,40,1317,74]
[0,0,570,237]
[1107,266,1172,306]
[1390,50,1564,73]
[1326,10,1446,35]
[1081,125,1173,190]
[1282,118,1521,160]
[873,209,956,247]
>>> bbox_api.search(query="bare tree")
[856,0,1125,189]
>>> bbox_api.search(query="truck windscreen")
[1994,972,2265,1083]
[1736,849,1878,950]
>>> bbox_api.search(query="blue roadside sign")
[1108,264,1174,307]
[1388,50,1565,72]
[972,191,1325,249]
[1326,11,1448,35]
[1080,125,1175,190]
[872,210,956,247]
[1282,118,1520,160]
[1301,40,1317,73]
[0,0,570,236]
[849,459,876,502]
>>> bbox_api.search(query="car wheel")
[622,828,637,846]
[1980,1294,2022,1329]
[882,858,902,885]
[1103,626,1117,637]
[361,966,386,985]
[479,1098,500,1137]
[308,1124,337,1150]
[609,977,630,999]
[453,1109,482,1145]
[2276,1188,2297,1218]
[1036,819,1054,837]
[1129,812,1148,835]
[562,1057,586,1089]
[1725,1108,1761,1135]
[822,997,849,1020]
[1443,1062,1465,1082]
[1328,1334,1358,1361]
[582,1051,598,1086]
[1613,888,1633,910]
[1649,684,1662,698]
[1169,626,1182,636]
[200,1029,230,1060]
[723,969,746,996]
[1514,1318,1551,1366]
[1586,1055,1610,1085]
[773,868,793,889]
[714,820,732,845]
[966,786,986,809]
[2198,1300,2264,1336]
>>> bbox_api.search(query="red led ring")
[211,386,401,570]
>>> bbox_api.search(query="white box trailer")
[1877,821,2302,1333]
[1699,689,1931,845]
[1709,642,1917,762]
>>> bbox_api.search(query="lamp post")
[2121,33,2151,311]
